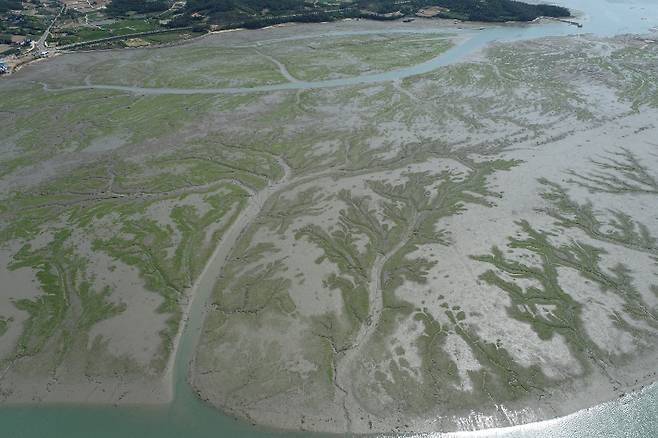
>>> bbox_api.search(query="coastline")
[1,3,657,437]
[0,11,576,77]
[188,350,658,434]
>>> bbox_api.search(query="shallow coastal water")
[1,383,656,438]
[1,0,658,436]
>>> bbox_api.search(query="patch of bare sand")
[0,245,41,360]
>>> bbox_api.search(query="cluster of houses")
[0,34,32,54]
[415,6,450,18]
[9,34,31,46]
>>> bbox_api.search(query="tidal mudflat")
[1,17,657,436]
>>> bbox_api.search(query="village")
[0,0,186,75]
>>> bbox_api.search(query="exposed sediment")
[189,31,658,434]
[0,18,657,436]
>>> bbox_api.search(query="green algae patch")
[268,33,455,82]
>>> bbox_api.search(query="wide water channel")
[3,0,658,436]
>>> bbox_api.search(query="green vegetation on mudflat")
[0,317,12,337]
[347,157,555,416]
[0,77,288,381]
[8,229,125,367]
[268,34,454,81]
[541,178,658,256]
[1,159,248,371]
[73,46,288,88]
[566,147,658,195]
[467,144,658,418]
[2,26,658,433]
[187,32,658,432]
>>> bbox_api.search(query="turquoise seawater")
[1,382,655,438]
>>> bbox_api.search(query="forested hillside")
[106,0,570,30]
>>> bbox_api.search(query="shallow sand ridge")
[0,18,657,436]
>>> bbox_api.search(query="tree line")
[105,0,570,29]
[0,0,22,13]
[106,0,170,16]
